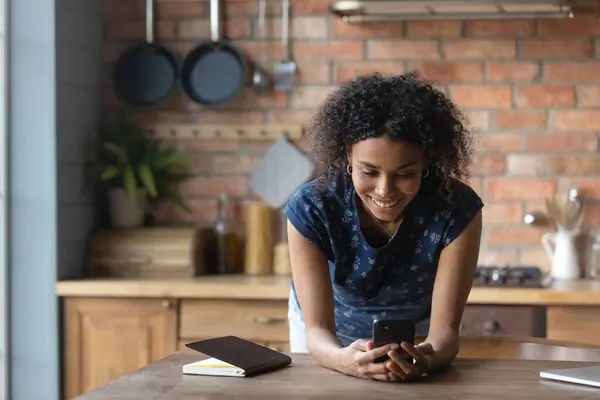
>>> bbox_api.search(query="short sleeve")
[284,182,331,256]
[441,184,484,247]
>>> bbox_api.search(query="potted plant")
[83,117,194,228]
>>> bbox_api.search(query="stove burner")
[473,266,543,288]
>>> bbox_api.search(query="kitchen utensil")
[524,211,552,227]
[542,229,581,280]
[545,189,583,231]
[215,193,242,274]
[244,201,273,275]
[252,0,269,92]
[181,0,247,106]
[274,0,296,92]
[249,136,314,209]
[113,0,179,106]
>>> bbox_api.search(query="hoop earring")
[346,165,352,175]
[423,168,430,178]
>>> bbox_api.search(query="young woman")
[284,72,484,382]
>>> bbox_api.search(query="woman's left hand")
[374,341,435,382]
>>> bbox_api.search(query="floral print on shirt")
[284,173,484,345]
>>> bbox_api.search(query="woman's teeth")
[371,197,399,208]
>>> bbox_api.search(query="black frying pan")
[181,0,247,106]
[113,0,178,107]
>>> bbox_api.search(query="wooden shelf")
[143,123,303,141]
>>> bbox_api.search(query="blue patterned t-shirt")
[284,172,484,345]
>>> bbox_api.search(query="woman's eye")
[361,170,377,177]
[397,172,416,179]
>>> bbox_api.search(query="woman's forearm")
[426,328,460,370]
[306,326,346,372]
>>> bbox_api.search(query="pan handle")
[210,0,221,42]
[146,0,154,44]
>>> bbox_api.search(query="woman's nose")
[375,177,394,198]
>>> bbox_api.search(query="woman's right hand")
[337,339,399,381]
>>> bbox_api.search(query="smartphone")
[372,318,416,363]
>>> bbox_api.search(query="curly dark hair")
[304,71,475,202]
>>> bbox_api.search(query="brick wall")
[102,0,600,273]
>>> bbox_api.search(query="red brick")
[488,227,549,246]
[259,17,327,39]
[514,86,575,108]
[269,110,315,124]
[369,40,439,60]
[482,202,523,224]
[494,110,546,130]
[237,41,283,61]
[580,204,600,230]
[182,176,249,197]
[295,63,331,85]
[445,40,516,60]
[156,2,206,17]
[406,21,462,38]
[160,91,200,111]
[222,88,287,110]
[180,139,240,152]
[508,155,600,176]
[291,0,331,15]
[487,62,540,82]
[103,0,136,19]
[214,155,262,174]
[466,20,535,37]
[469,179,483,196]
[577,86,600,107]
[486,178,556,200]
[525,133,597,152]
[478,249,518,266]
[519,39,593,58]
[476,134,522,153]
[465,111,490,132]
[178,18,250,39]
[552,110,600,131]
[196,111,265,124]
[103,44,128,63]
[410,62,483,83]
[539,17,600,37]
[470,155,506,176]
[294,41,364,61]
[188,155,212,173]
[290,87,336,109]
[450,86,512,109]
[560,178,600,199]
[331,19,404,39]
[155,198,219,224]
[156,111,193,123]
[336,62,405,83]
[521,249,550,274]
[106,21,144,40]
[545,62,600,83]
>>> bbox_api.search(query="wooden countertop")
[56,275,600,305]
[73,350,599,399]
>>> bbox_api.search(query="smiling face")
[347,136,426,223]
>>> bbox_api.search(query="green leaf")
[100,166,120,180]
[104,142,129,164]
[123,166,138,204]
[138,163,158,198]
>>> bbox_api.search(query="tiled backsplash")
[102,0,600,273]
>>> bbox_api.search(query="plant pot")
[108,188,147,228]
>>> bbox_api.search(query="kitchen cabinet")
[63,298,177,399]
[58,276,600,398]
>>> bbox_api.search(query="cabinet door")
[547,306,600,346]
[63,298,177,399]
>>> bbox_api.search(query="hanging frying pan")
[112,0,178,107]
[181,0,247,106]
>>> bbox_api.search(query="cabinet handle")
[253,316,285,325]
[161,299,174,309]
[483,318,500,334]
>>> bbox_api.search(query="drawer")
[180,300,289,342]
[460,305,545,337]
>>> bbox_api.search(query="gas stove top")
[473,266,544,288]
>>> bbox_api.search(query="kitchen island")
[57,275,600,399]
[72,337,600,400]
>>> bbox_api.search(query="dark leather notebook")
[183,335,292,377]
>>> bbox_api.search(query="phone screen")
[372,318,416,363]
